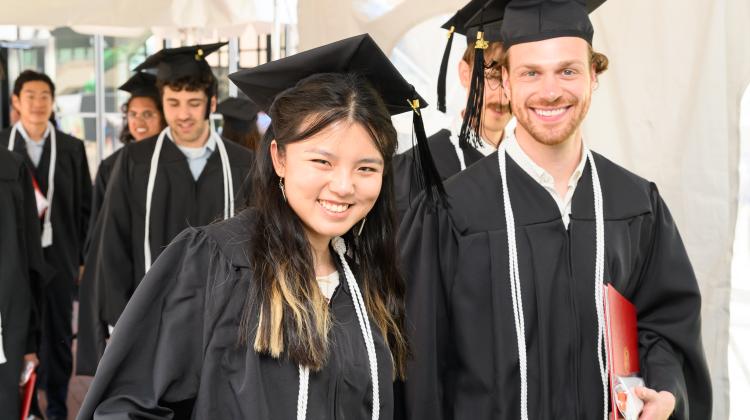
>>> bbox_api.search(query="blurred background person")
[216,96,261,150]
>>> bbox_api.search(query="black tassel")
[458,30,487,150]
[409,98,447,207]
[436,26,455,113]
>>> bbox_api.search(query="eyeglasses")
[485,69,502,91]
[128,110,158,120]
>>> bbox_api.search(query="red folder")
[603,284,640,420]
[20,371,36,420]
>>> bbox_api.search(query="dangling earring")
[279,177,287,202]
[356,217,366,236]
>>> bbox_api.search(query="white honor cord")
[588,149,609,420]
[0,313,6,364]
[143,128,235,272]
[213,131,235,219]
[497,142,528,420]
[448,133,467,171]
[296,237,380,420]
[497,144,608,420]
[8,122,56,248]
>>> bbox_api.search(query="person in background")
[76,70,166,377]
[1,69,92,420]
[0,147,48,420]
[82,44,254,379]
[216,96,261,150]
[393,0,512,219]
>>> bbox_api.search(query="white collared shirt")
[17,123,51,167]
[504,130,587,229]
[168,129,217,180]
[316,270,340,302]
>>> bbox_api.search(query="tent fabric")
[0,0,296,34]
[297,0,750,418]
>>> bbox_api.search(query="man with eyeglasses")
[393,0,512,219]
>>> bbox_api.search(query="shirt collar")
[17,122,50,146]
[166,127,217,156]
[504,128,588,188]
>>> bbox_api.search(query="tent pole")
[94,34,105,165]
[228,37,239,97]
[272,0,281,61]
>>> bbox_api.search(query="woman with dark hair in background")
[77,34,442,419]
[75,71,166,377]
[97,71,166,214]
[217,96,262,150]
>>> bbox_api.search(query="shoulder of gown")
[77,210,255,418]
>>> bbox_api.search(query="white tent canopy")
[0,0,296,37]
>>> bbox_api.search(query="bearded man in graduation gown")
[397,1,712,419]
[80,43,254,375]
[393,0,512,219]
[0,148,48,420]
[1,70,92,420]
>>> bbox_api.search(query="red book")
[603,284,640,420]
[20,371,36,420]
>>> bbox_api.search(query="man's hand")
[19,353,39,385]
[635,386,675,420]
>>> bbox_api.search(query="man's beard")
[513,94,589,146]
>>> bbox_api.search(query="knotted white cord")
[9,121,56,247]
[296,237,379,420]
[297,365,310,420]
[588,149,609,420]
[497,142,608,420]
[497,141,529,420]
[144,127,235,272]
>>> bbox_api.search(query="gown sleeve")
[76,228,215,419]
[75,138,93,266]
[91,150,135,326]
[392,150,420,222]
[396,195,458,420]
[18,162,46,354]
[633,184,712,419]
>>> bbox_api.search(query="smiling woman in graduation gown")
[77,33,443,419]
[78,210,399,418]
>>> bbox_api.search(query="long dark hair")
[239,73,409,378]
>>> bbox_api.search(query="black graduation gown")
[0,149,47,419]
[0,127,93,284]
[77,209,394,419]
[76,149,122,376]
[76,135,253,375]
[397,151,712,420]
[393,129,483,220]
[84,148,122,254]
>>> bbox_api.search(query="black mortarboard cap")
[118,71,159,98]
[133,42,226,84]
[436,0,507,113]
[229,33,446,206]
[217,97,260,131]
[499,0,607,49]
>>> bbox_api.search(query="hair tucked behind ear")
[239,73,409,378]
